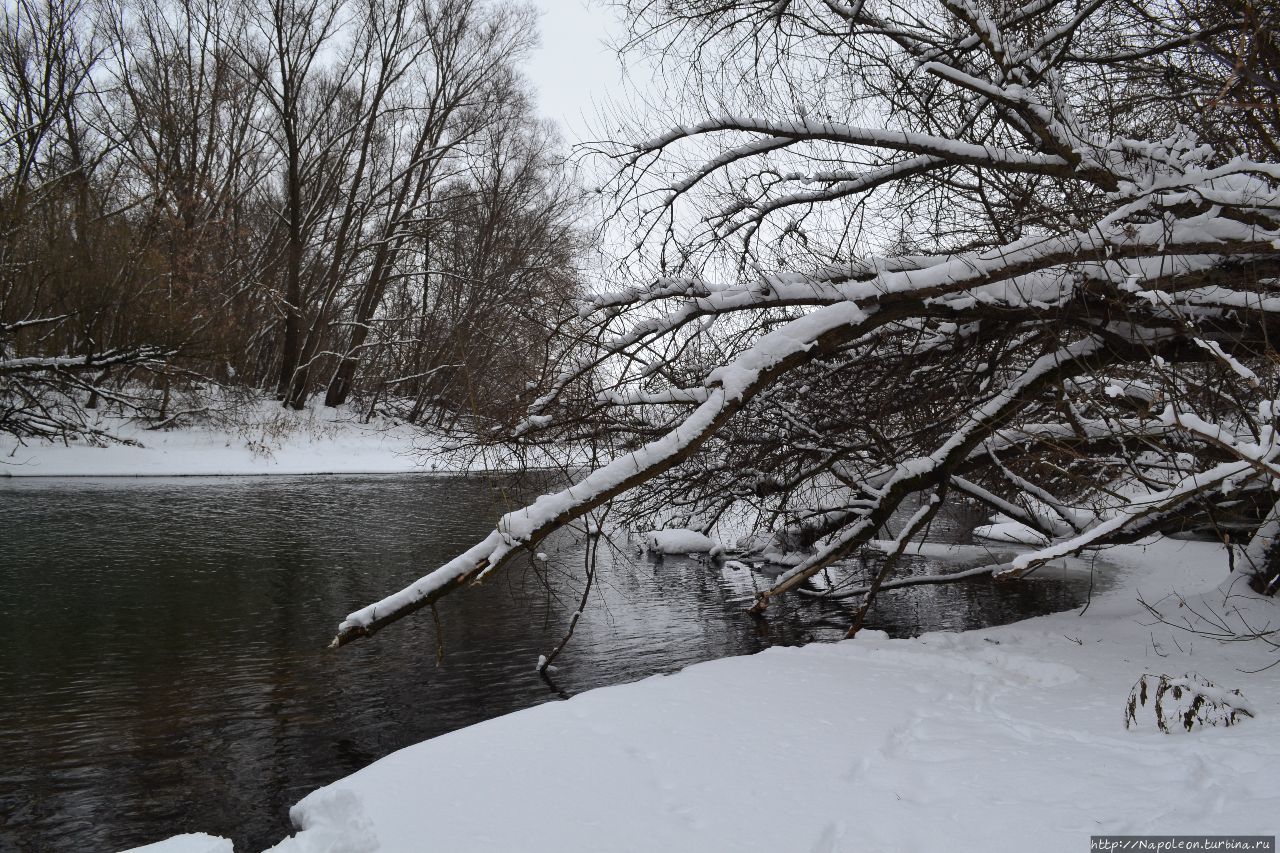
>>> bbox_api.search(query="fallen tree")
[331,0,1280,648]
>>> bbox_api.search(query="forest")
[0,0,580,439]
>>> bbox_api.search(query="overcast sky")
[525,1,630,141]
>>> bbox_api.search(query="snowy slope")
[0,400,496,476]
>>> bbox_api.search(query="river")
[0,474,1101,851]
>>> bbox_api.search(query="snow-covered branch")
[332,0,1280,650]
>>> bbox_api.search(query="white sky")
[525,1,630,142]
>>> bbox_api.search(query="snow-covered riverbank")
[135,536,1278,853]
[1,401,472,476]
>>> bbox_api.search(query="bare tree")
[360,93,581,427]
[0,0,187,437]
[101,0,273,377]
[241,0,343,400]
[318,0,543,411]
[331,0,1280,648]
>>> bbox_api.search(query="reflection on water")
[0,475,1102,852]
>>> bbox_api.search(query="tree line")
[0,0,581,438]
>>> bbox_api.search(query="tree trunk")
[323,236,397,407]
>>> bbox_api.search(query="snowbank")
[1,400,471,477]
[643,528,720,554]
[123,834,232,853]
[147,537,1280,852]
[972,520,1051,545]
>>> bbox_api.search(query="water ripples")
[0,474,1099,852]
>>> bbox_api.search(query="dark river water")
[0,474,1103,852]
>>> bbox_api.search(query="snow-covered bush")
[1125,674,1256,733]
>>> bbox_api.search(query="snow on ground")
[142,535,1278,852]
[0,399,496,477]
[124,834,233,853]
